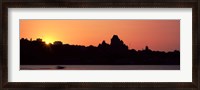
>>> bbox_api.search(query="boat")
[56,66,65,69]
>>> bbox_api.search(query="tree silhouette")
[20,35,180,65]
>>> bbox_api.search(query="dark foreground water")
[20,65,180,70]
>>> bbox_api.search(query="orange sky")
[20,20,180,51]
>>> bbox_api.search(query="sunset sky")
[20,20,180,52]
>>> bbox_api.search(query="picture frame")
[1,0,199,89]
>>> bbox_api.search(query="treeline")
[20,35,180,65]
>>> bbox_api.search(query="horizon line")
[20,37,180,52]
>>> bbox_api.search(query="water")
[20,65,180,70]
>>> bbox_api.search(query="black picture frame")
[1,0,199,89]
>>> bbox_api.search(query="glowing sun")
[43,37,55,44]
